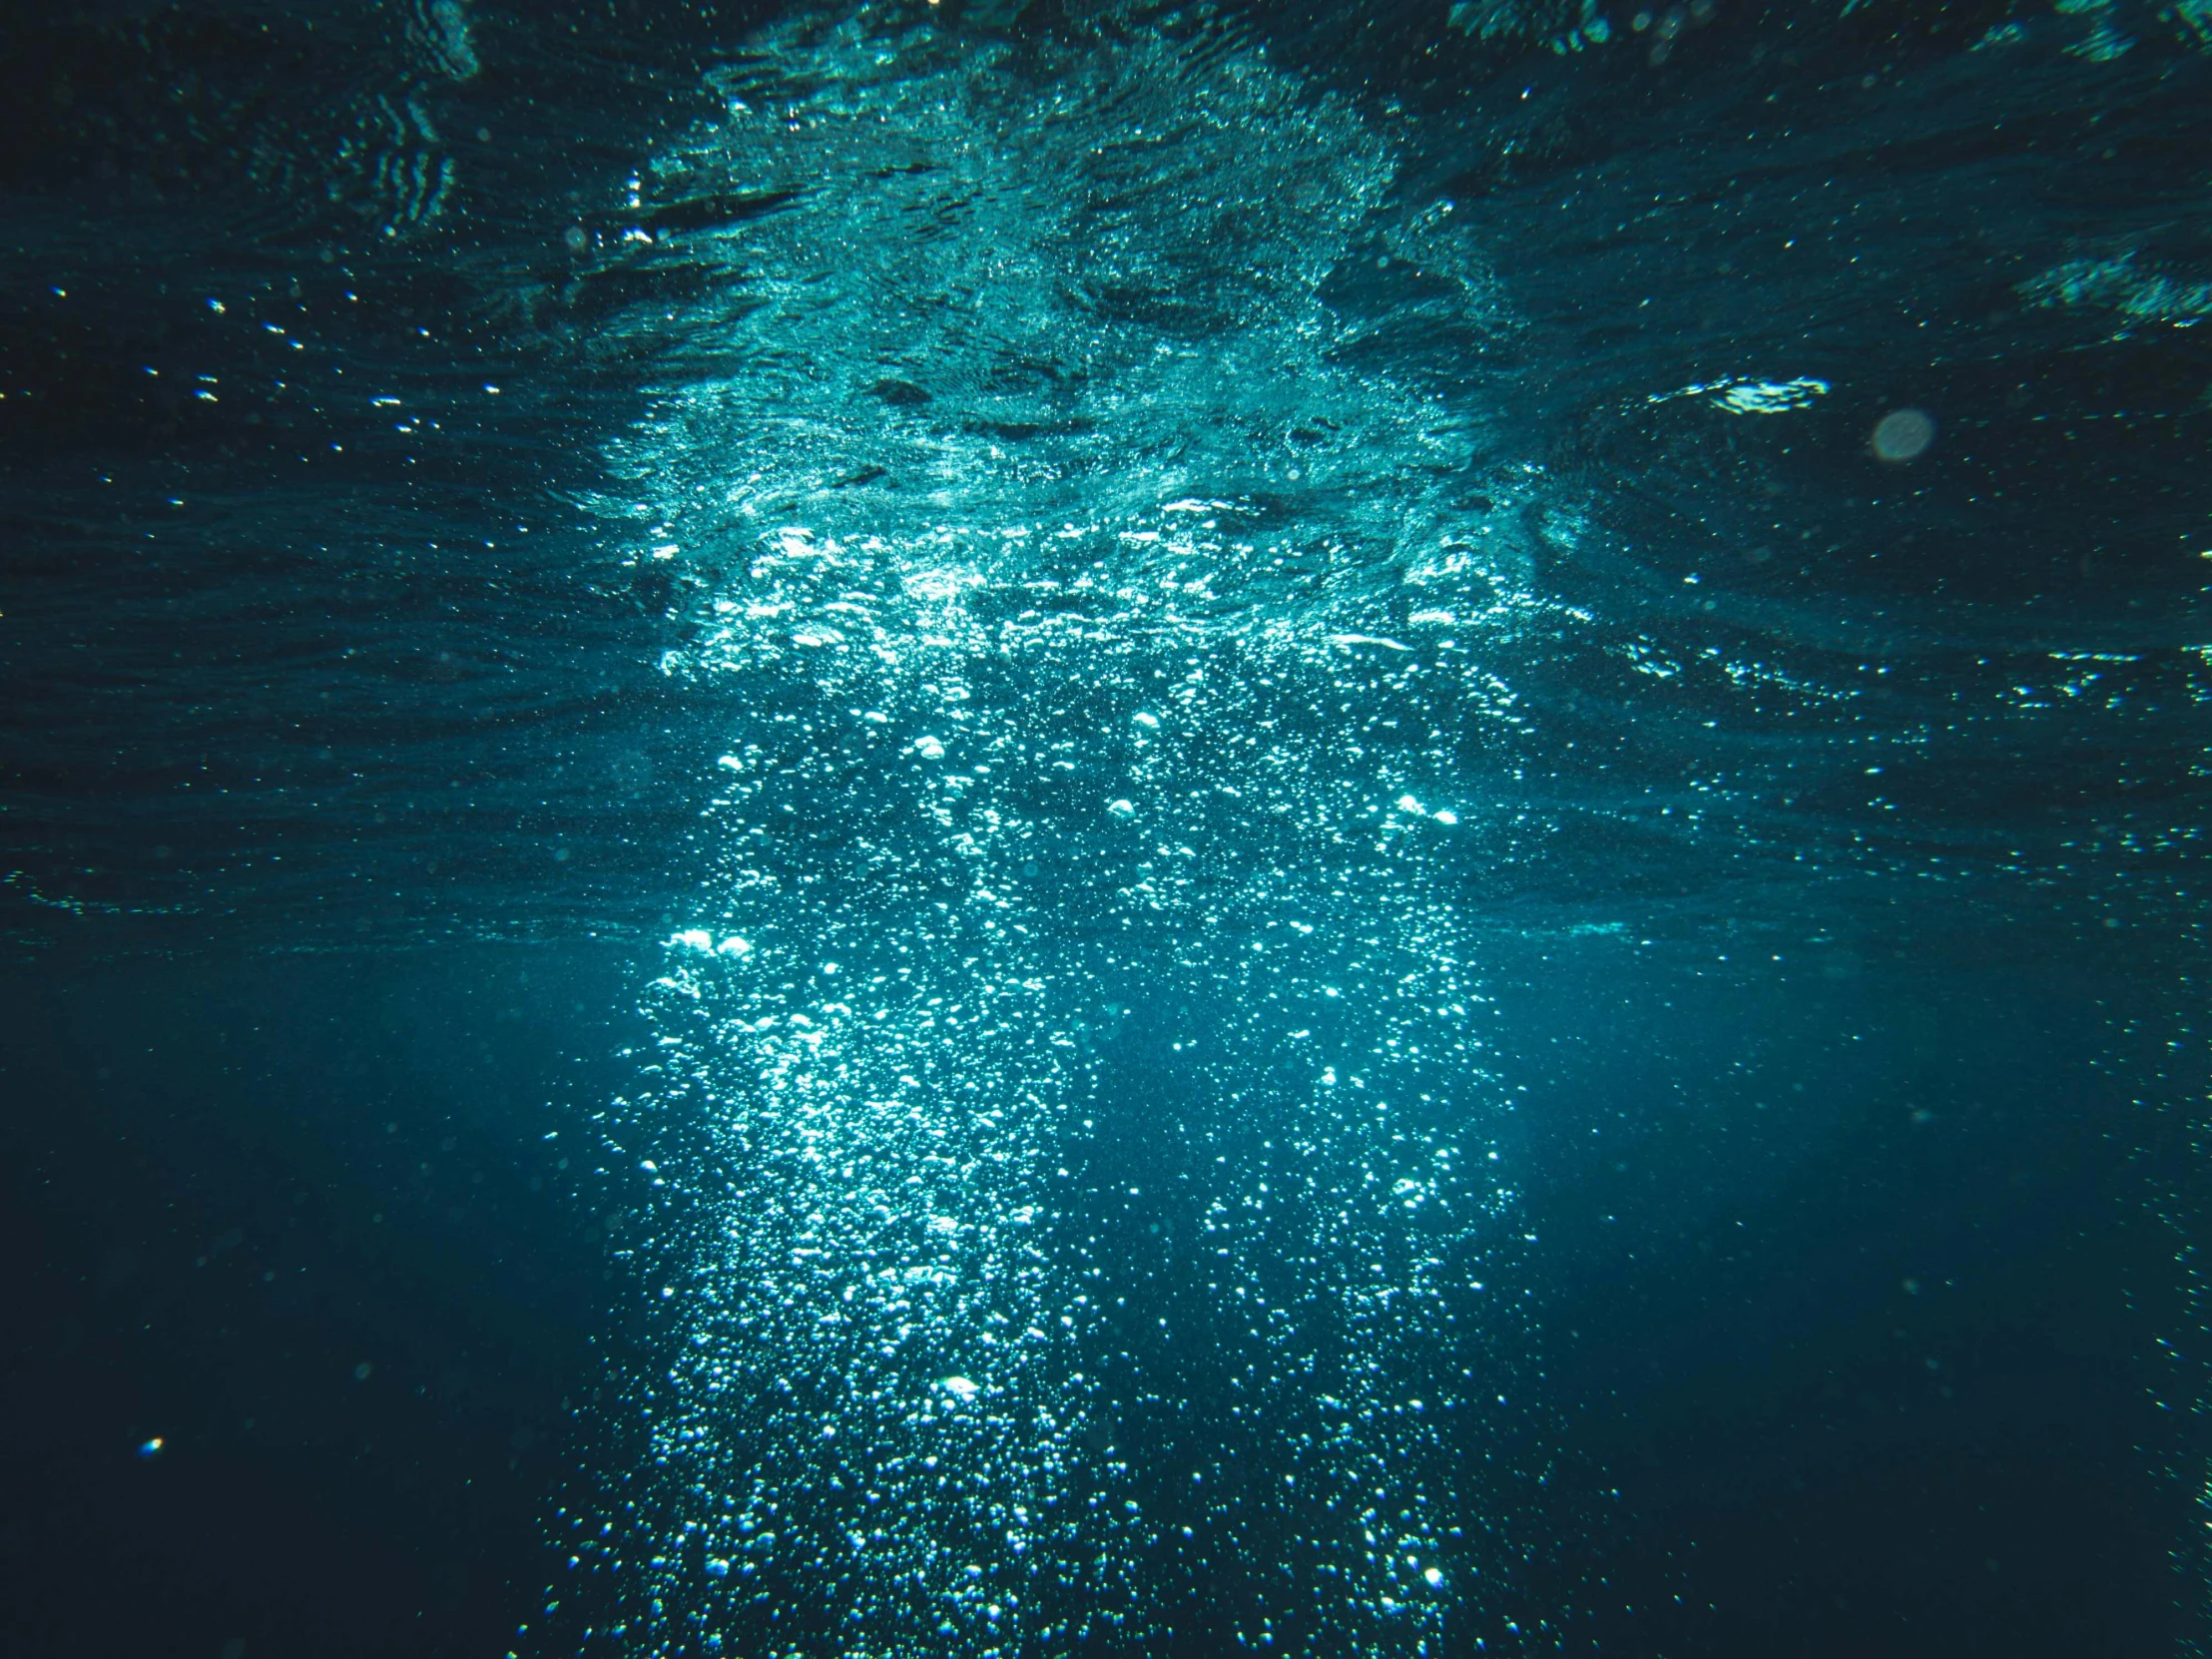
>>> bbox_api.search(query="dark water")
[2,2,2207,1656]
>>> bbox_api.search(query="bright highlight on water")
[5,0,2208,1655]
[549,8,1539,1652]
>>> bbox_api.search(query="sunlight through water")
[548,5,1561,1653]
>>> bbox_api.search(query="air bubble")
[1872,407,1936,461]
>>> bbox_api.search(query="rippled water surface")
[3,2,2209,1656]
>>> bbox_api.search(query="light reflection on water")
[485,3,2212,1654]
[592,554,1534,1654]
[561,7,1547,1651]
[0,3,2206,1652]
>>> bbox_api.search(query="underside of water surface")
[1,1,2209,1656]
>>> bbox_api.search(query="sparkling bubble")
[554,16,1540,1656]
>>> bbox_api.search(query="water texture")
[1,1,2208,1656]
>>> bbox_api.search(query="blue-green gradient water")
[2,2,2208,1656]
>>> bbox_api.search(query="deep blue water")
[1,2,2208,1656]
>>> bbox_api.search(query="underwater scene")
[1,1,2208,1655]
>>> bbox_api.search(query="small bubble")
[1872,407,1936,462]
[563,225,590,254]
[352,1362,373,1382]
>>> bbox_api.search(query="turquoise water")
[1,2,2208,1655]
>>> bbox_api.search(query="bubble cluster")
[542,7,1562,1654]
